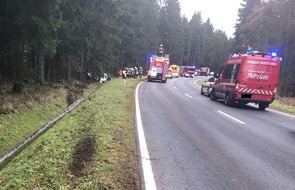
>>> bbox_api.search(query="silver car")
[201,77,215,97]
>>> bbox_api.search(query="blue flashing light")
[246,51,252,55]
[271,52,277,57]
[231,53,239,57]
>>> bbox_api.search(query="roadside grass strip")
[0,78,143,190]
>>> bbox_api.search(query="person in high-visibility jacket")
[122,68,127,79]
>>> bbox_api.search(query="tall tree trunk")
[186,36,192,66]
[80,46,84,81]
[0,58,2,89]
[53,55,56,82]
[37,51,45,84]
[67,62,72,81]
[283,3,292,73]
[264,29,269,52]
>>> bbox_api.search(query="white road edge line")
[267,108,295,118]
[185,93,193,99]
[218,110,246,124]
[248,103,295,118]
[135,82,157,190]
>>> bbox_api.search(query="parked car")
[201,77,215,96]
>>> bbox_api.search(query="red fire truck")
[210,51,280,110]
[147,45,170,83]
[200,67,210,76]
[179,66,195,78]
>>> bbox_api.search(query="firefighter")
[134,67,138,78]
[86,71,92,81]
[139,67,143,78]
[122,68,127,79]
[118,69,122,77]
[157,44,164,57]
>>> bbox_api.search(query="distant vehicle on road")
[200,67,210,76]
[167,68,173,79]
[201,77,215,97]
[179,66,195,78]
[170,64,179,78]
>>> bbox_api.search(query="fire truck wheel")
[201,86,204,95]
[224,93,233,106]
[210,90,217,101]
[258,103,268,110]
[206,87,211,97]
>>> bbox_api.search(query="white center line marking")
[173,86,177,90]
[218,110,246,124]
[185,94,193,99]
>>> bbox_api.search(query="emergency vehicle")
[210,51,280,110]
[200,67,210,76]
[201,77,215,96]
[179,66,195,78]
[167,68,173,79]
[195,69,201,76]
[170,64,179,77]
[147,44,170,83]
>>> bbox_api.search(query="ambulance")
[170,64,179,78]
[210,51,280,110]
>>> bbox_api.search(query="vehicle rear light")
[235,84,240,91]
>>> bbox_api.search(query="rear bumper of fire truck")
[233,91,275,104]
[148,73,166,81]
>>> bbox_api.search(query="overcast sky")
[179,0,243,37]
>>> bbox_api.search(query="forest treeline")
[0,0,294,97]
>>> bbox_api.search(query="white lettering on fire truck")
[227,59,242,64]
[247,60,277,66]
[247,69,269,80]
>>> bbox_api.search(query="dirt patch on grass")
[276,96,295,106]
[66,82,88,106]
[120,152,140,190]
[69,137,96,177]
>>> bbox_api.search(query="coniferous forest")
[0,0,294,97]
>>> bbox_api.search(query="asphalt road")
[137,76,295,190]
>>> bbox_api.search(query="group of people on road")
[119,66,143,79]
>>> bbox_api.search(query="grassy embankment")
[0,78,143,190]
[196,78,295,115]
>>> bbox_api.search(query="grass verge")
[0,87,68,154]
[269,97,295,115]
[0,78,143,190]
